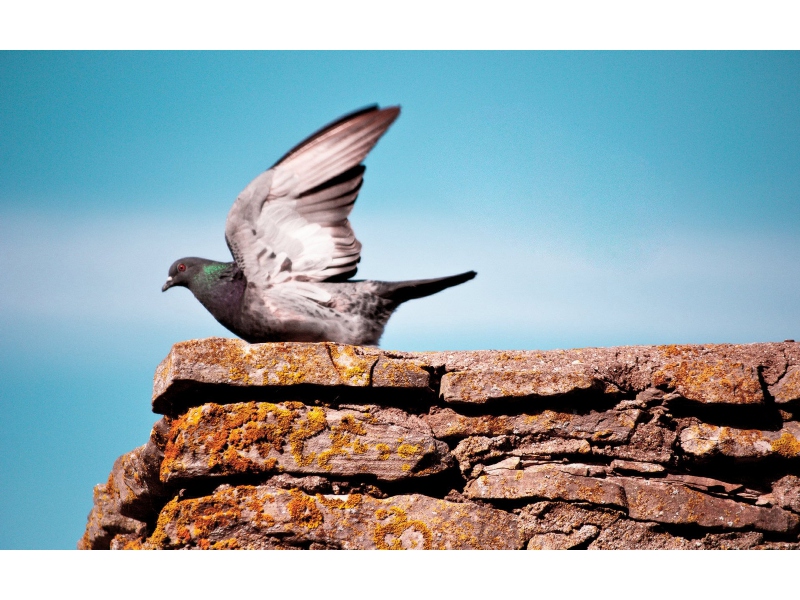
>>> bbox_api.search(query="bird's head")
[162,257,205,292]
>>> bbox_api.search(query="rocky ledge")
[80,338,800,549]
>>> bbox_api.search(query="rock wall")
[80,338,800,549]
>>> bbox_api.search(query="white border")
[1,1,799,50]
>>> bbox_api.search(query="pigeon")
[162,105,476,346]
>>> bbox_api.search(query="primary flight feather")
[162,105,476,345]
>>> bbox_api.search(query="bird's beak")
[162,277,174,292]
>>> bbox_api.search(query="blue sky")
[1,51,799,548]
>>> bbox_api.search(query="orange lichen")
[373,506,432,550]
[287,489,323,529]
[122,538,145,550]
[146,487,248,549]
[148,496,183,548]
[658,344,692,359]
[161,401,329,480]
[653,357,762,404]
[316,493,363,510]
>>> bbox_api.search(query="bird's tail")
[376,271,477,304]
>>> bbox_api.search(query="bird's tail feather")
[377,271,477,304]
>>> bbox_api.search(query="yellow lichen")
[210,538,241,550]
[373,506,432,550]
[316,493,363,510]
[287,489,323,529]
[289,406,327,466]
[397,443,420,459]
[771,432,800,458]
[376,444,391,460]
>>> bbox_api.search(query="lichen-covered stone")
[465,464,627,508]
[81,340,800,549]
[451,435,514,476]
[77,480,147,550]
[371,356,430,389]
[610,459,665,474]
[160,401,451,483]
[592,419,677,464]
[152,338,431,414]
[679,421,800,459]
[587,519,695,550]
[617,478,799,533]
[518,501,623,535]
[652,348,764,405]
[143,485,523,549]
[440,367,603,404]
[417,342,796,398]
[423,407,639,444]
[110,420,170,521]
[662,473,743,494]
[772,475,800,513]
[512,438,591,457]
[527,525,599,549]
[770,366,800,404]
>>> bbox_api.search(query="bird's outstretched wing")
[225,106,400,301]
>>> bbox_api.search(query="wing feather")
[224,106,399,296]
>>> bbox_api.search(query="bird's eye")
[178,263,186,272]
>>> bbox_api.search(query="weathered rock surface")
[161,401,451,482]
[770,366,800,404]
[110,420,170,521]
[439,367,608,404]
[152,338,431,414]
[617,478,799,533]
[466,465,628,507]
[772,475,800,513]
[78,479,147,550]
[139,485,522,550]
[679,421,800,459]
[423,407,639,443]
[82,339,800,549]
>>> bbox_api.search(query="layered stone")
[142,485,523,550]
[617,478,799,533]
[80,340,800,549]
[106,420,170,521]
[439,367,607,404]
[770,366,800,404]
[772,475,800,513]
[651,346,764,405]
[679,421,800,459]
[160,401,451,483]
[423,407,640,443]
[78,479,146,550]
[465,464,628,508]
[591,419,678,464]
[527,525,599,550]
[152,338,431,414]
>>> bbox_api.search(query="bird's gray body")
[163,106,475,346]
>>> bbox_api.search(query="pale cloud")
[3,209,798,350]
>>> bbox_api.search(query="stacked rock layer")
[80,338,800,549]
